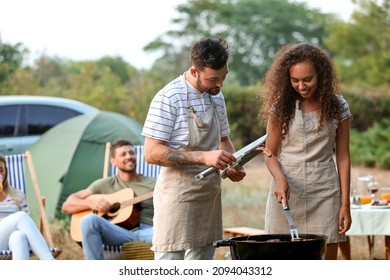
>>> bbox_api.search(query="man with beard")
[62,139,156,260]
[142,37,247,260]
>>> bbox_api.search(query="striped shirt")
[0,187,29,221]
[338,95,351,122]
[142,74,230,149]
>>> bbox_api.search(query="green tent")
[25,110,144,222]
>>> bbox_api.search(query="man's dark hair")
[190,37,230,71]
[110,139,134,157]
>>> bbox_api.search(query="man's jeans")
[80,214,152,260]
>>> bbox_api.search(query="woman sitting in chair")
[0,154,54,260]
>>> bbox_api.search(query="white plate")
[351,204,390,209]
[351,204,362,209]
[369,204,390,209]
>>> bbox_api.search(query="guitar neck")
[121,191,153,208]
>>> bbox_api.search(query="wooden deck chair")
[102,142,160,260]
[0,152,61,260]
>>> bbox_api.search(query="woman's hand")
[274,176,290,206]
[257,146,272,158]
[338,205,352,234]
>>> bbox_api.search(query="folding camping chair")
[101,142,160,260]
[1,152,61,260]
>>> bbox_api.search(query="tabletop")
[348,205,390,235]
[347,204,390,259]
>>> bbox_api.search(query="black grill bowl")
[214,233,327,260]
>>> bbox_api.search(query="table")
[346,205,390,259]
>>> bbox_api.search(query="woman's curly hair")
[259,43,343,137]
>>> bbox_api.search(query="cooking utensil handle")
[195,167,216,181]
[213,240,231,248]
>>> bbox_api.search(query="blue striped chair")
[102,144,160,260]
[1,152,61,260]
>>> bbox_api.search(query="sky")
[0,0,356,69]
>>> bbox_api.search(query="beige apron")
[265,100,345,244]
[151,76,222,252]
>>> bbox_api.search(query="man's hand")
[224,167,246,182]
[89,198,112,214]
[203,150,236,170]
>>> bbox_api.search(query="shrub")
[350,120,390,169]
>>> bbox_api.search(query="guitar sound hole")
[110,203,121,213]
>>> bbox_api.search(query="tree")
[324,0,390,86]
[144,0,331,86]
[97,56,136,84]
[0,38,28,83]
[34,55,68,87]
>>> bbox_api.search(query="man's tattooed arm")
[154,148,202,167]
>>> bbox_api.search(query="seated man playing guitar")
[61,139,156,260]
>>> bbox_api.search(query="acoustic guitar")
[70,188,153,243]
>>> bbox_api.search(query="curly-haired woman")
[259,43,352,260]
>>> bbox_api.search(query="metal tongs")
[194,134,268,181]
[283,203,299,241]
